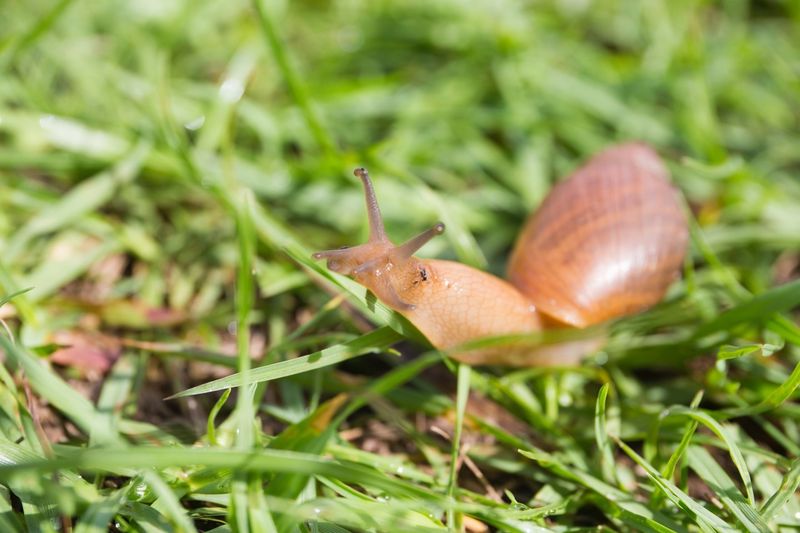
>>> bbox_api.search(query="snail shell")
[508,143,689,328]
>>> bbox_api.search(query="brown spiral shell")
[507,143,689,328]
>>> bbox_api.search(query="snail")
[313,143,689,366]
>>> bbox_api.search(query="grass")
[1,0,799,531]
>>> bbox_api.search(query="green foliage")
[1,0,799,531]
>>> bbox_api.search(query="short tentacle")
[394,223,445,260]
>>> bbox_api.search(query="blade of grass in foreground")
[723,359,800,418]
[143,470,198,533]
[0,335,117,445]
[188,493,445,532]
[169,326,403,398]
[73,484,131,533]
[517,447,681,531]
[0,288,33,308]
[615,438,736,533]
[446,363,471,530]
[662,406,754,505]
[691,278,800,340]
[760,457,800,522]
[0,447,440,502]
[648,391,704,510]
[686,446,770,533]
[233,190,267,533]
[594,383,619,486]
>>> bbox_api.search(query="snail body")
[314,143,688,366]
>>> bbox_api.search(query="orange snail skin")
[314,143,689,366]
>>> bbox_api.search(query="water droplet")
[134,482,147,498]
[185,115,205,131]
[219,79,244,103]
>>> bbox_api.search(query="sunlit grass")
[0,0,799,531]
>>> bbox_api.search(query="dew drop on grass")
[184,115,206,131]
[219,79,244,103]
[134,482,147,499]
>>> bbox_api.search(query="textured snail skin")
[314,143,689,366]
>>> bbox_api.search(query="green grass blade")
[692,279,800,341]
[0,335,117,444]
[615,438,736,533]
[0,447,441,502]
[594,382,618,486]
[653,391,704,510]
[724,359,800,418]
[207,389,231,446]
[686,446,770,533]
[518,447,682,531]
[96,355,135,440]
[74,485,130,533]
[169,326,402,398]
[665,406,754,505]
[446,363,470,530]
[760,457,800,522]
[143,470,198,533]
[0,288,33,308]
[235,190,256,450]
[1,0,74,59]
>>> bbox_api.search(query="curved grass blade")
[595,383,618,486]
[687,446,770,533]
[169,326,402,398]
[723,359,800,418]
[649,391,704,510]
[615,438,736,533]
[760,457,800,522]
[0,288,33,308]
[0,335,117,445]
[518,447,682,531]
[74,484,131,533]
[664,406,754,505]
[692,279,800,341]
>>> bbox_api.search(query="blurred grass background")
[0,0,799,531]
